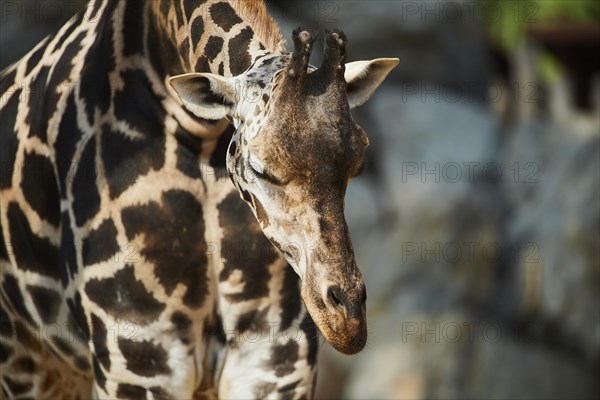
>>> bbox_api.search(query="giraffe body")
[0,1,397,398]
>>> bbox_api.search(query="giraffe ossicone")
[0,1,397,398]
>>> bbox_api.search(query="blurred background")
[2,1,599,398]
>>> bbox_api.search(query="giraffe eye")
[248,160,280,185]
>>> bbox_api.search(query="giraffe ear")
[344,58,399,109]
[169,73,238,120]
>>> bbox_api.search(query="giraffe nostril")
[325,286,364,320]
[327,287,344,311]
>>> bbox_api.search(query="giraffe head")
[170,29,398,354]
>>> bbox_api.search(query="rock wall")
[318,92,599,399]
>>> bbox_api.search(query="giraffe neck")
[100,0,286,144]
[77,0,285,155]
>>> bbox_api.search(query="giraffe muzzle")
[302,277,367,355]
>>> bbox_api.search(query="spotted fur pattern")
[0,1,319,398]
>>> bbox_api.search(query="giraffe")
[0,0,398,398]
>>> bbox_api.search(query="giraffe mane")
[230,0,285,53]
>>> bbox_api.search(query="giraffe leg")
[209,181,319,399]
[87,313,203,400]
[83,302,190,399]
[217,306,318,400]
[216,258,318,400]
[0,297,92,399]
